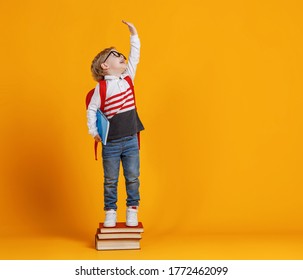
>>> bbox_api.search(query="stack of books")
[95,222,144,250]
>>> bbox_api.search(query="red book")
[98,222,144,233]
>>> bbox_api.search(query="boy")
[87,20,144,227]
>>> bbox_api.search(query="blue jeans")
[102,134,140,210]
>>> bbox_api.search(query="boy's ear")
[101,63,109,70]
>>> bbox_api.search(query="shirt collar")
[104,73,127,80]
[104,75,121,80]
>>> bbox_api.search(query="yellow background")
[1,0,303,259]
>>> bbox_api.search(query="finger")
[122,20,132,27]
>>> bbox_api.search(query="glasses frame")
[103,50,126,63]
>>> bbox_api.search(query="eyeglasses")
[103,51,126,63]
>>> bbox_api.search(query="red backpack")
[86,76,140,160]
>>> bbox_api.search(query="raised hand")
[122,20,138,35]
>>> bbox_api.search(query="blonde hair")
[91,47,115,81]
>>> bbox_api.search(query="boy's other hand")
[94,135,102,142]
[122,20,138,35]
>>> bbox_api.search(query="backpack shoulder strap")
[85,80,107,111]
[86,80,107,161]
[94,79,107,160]
[123,76,141,149]
[124,76,136,107]
[99,80,107,112]
[124,75,133,88]
[85,88,95,110]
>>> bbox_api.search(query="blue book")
[96,109,110,145]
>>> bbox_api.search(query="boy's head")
[91,47,127,81]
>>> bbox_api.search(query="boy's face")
[102,49,127,76]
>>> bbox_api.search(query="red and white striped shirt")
[103,84,135,119]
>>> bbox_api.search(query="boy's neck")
[105,74,121,79]
[105,71,125,78]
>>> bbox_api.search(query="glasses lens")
[112,51,120,57]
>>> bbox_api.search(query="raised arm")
[122,20,140,81]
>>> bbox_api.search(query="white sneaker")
[104,209,117,227]
[126,206,138,227]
